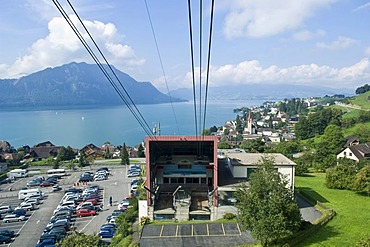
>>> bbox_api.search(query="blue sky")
[1,0,370,92]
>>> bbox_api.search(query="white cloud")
[364,47,370,56]
[317,36,359,50]
[293,29,325,41]
[352,2,370,12]
[2,15,144,78]
[223,0,335,38]
[166,58,370,89]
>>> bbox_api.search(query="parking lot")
[0,165,135,247]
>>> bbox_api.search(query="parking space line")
[221,223,225,235]
[206,224,209,236]
[236,223,242,235]
[16,211,35,235]
[79,216,96,233]
[159,225,164,237]
[141,233,243,239]
[175,225,178,237]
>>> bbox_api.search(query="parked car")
[12,208,27,216]
[15,203,34,211]
[0,235,13,244]
[94,175,107,181]
[127,171,140,177]
[98,224,116,238]
[44,219,71,232]
[0,229,16,237]
[52,184,62,192]
[0,177,14,184]
[41,228,66,240]
[26,179,41,187]
[0,205,13,214]
[77,208,96,217]
[40,181,55,187]
[64,187,82,194]
[24,198,41,205]
[3,214,26,223]
[35,237,56,247]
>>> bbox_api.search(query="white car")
[3,214,26,223]
[15,203,34,211]
[94,175,106,181]
[76,202,94,210]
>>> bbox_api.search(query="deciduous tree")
[121,143,130,165]
[235,157,301,246]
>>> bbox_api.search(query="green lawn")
[349,91,370,110]
[295,173,370,246]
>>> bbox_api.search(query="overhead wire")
[143,0,181,135]
[65,0,155,139]
[202,0,215,137]
[187,0,199,138]
[51,0,156,140]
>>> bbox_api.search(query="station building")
[144,136,296,222]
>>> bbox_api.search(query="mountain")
[0,62,186,107]
[169,84,354,101]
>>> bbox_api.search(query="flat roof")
[226,152,296,166]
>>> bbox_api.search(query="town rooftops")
[226,152,296,166]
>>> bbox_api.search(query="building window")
[349,153,352,156]
[343,152,346,156]
[186,178,192,184]
[178,164,192,169]
[193,178,199,184]
[201,178,206,184]
[178,177,184,184]
[163,177,169,184]
[171,178,177,184]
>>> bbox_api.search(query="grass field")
[295,173,370,246]
[349,91,370,110]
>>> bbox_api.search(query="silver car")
[3,214,26,223]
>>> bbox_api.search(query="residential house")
[337,143,370,162]
[29,141,61,160]
[343,136,360,148]
[80,143,105,159]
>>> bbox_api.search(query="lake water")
[0,100,267,149]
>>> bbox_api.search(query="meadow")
[295,173,370,246]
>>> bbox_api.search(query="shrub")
[140,216,150,226]
[223,213,236,220]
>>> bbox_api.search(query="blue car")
[35,237,56,247]
[98,224,116,238]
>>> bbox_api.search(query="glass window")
[171,178,177,184]
[186,178,192,184]
[178,177,184,184]
[163,177,169,184]
[193,178,199,184]
[201,178,206,184]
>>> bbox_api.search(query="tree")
[218,142,231,149]
[326,164,356,190]
[235,157,301,246]
[78,153,87,168]
[59,231,102,247]
[240,138,265,153]
[137,144,145,158]
[355,84,370,94]
[121,143,130,165]
[57,146,76,161]
[354,165,370,195]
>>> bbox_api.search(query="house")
[225,152,295,189]
[29,141,61,160]
[343,136,360,148]
[0,141,15,153]
[80,143,105,159]
[337,143,370,162]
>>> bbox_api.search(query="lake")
[0,100,267,149]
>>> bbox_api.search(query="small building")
[29,141,61,160]
[80,143,105,159]
[337,143,370,162]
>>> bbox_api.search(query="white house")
[337,143,370,162]
[225,152,296,189]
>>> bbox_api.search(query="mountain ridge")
[0,62,186,107]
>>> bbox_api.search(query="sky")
[1,0,370,93]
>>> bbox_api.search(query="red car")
[82,199,98,205]
[77,208,96,217]
[40,181,55,187]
